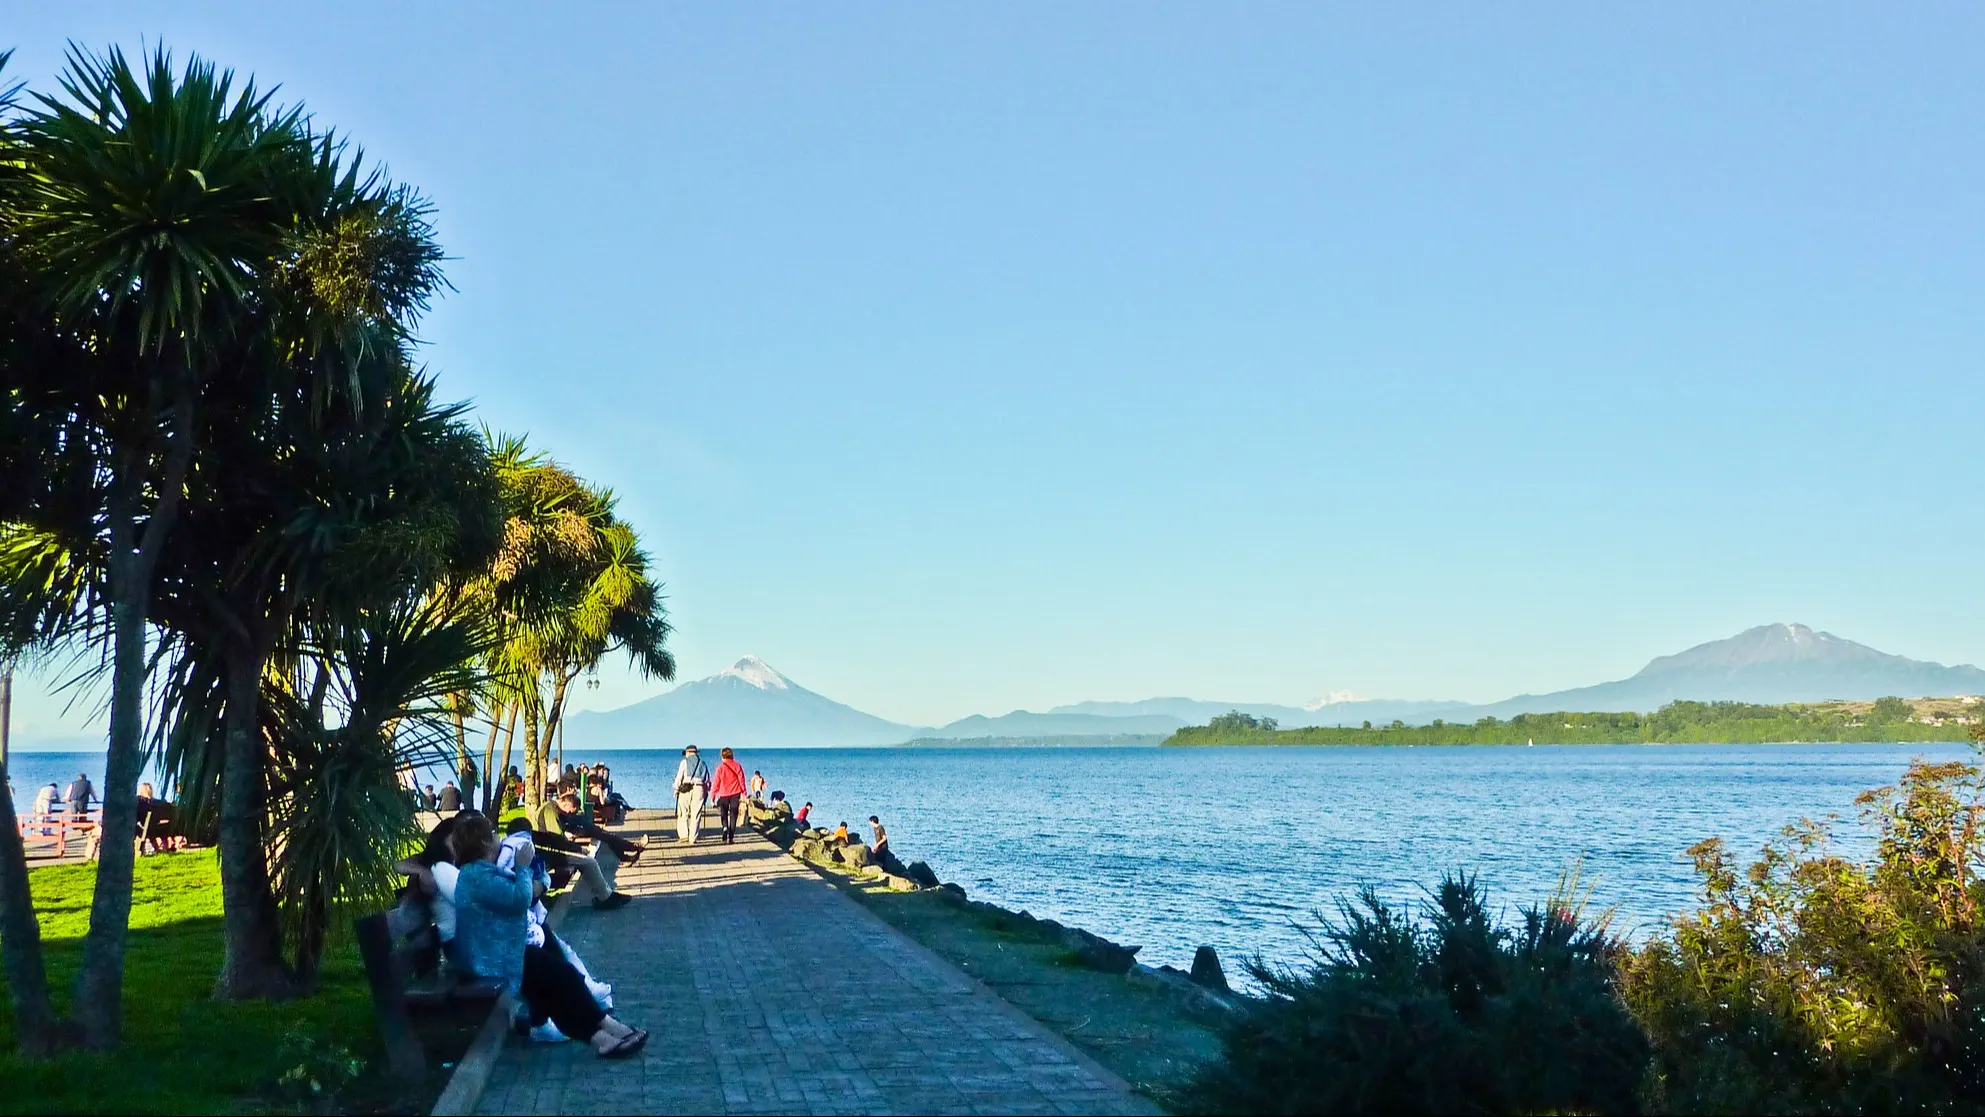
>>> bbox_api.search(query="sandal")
[601,1029,648,1059]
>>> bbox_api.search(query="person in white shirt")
[673,746,709,845]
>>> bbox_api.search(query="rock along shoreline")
[743,796,1250,1021]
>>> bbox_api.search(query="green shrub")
[1620,758,1985,1114]
[1180,872,1646,1115]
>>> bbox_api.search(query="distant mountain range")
[1464,623,1985,719]
[560,625,1985,750]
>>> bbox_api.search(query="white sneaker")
[529,1021,570,1044]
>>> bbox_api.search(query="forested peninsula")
[1163,697,1982,746]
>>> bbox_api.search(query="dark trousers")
[717,794,741,839]
[566,817,639,858]
[522,934,604,1041]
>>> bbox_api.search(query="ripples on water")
[14,742,1974,972]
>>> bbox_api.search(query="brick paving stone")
[471,811,1155,1116]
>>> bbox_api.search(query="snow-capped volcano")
[564,655,917,748]
[720,655,789,690]
[1304,690,1367,711]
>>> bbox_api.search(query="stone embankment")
[745,798,1247,1021]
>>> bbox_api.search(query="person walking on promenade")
[710,748,748,845]
[673,745,710,844]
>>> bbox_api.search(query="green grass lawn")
[0,850,464,1115]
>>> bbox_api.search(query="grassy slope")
[0,851,427,1116]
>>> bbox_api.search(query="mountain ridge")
[559,626,1985,749]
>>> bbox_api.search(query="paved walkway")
[472,812,1154,1116]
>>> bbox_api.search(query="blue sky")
[8,3,1985,741]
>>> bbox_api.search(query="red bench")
[19,809,98,857]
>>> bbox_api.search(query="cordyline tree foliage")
[0,45,672,1055]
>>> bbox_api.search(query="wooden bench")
[355,897,502,1081]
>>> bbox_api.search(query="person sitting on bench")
[520,799,631,909]
[447,814,648,1059]
[553,789,643,864]
[497,822,619,1033]
[134,782,184,853]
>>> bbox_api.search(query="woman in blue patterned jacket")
[449,813,649,1058]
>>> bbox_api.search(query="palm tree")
[3,44,481,1020]
[456,440,674,814]
[1,45,319,1050]
[148,352,499,994]
[260,593,490,980]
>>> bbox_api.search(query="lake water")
[13,742,1974,973]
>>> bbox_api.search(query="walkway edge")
[429,891,572,1117]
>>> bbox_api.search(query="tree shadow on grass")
[0,910,466,1115]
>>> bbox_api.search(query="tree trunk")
[522,706,542,815]
[0,747,68,1055]
[213,644,294,1001]
[495,705,519,813]
[71,551,148,1047]
[544,672,574,781]
[73,397,195,1050]
[452,698,468,785]
[478,701,503,813]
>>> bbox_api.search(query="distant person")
[34,782,59,817]
[438,781,463,813]
[537,793,635,905]
[833,821,849,845]
[710,748,748,845]
[796,801,812,827]
[673,746,709,844]
[134,782,182,853]
[597,775,630,823]
[554,789,644,864]
[869,816,904,874]
[421,785,438,811]
[459,757,479,808]
[749,770,766,805]
[65,773,96,814]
